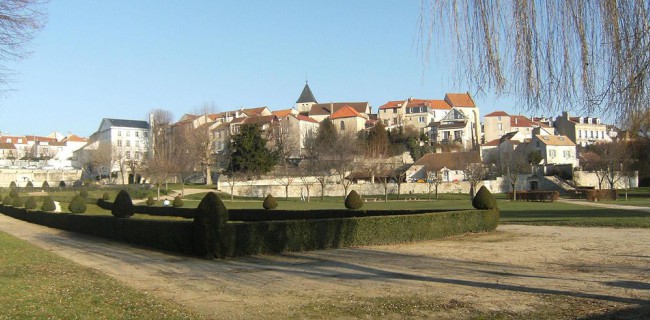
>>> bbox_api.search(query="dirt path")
[558,198,650,212]
[0,214,648,318]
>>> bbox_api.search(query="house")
[308,102,371,123]
[1,136,30,158]
[378,98,451,131]
[554,111,611,146]
[0,143,17,161]
[329,105,369,136]
[75,118,151,181]
[483,111,554,142]
[480,131,528,164]
[278,114,319,158]
[406,151,480,182]
[525,134,578,167]
[427,93,482,149]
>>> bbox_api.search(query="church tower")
[295,81,317,113]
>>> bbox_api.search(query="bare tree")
[298,167,316,202]
[458,152,486,198]
[420,0,650,125]
[332,133,359,197]
[426,170,443,201]
[498,149,530,201]
[0,0,46,86]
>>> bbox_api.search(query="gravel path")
[0,214,648,318]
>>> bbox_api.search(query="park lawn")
[498,200,650,228]
[0,231,200,319]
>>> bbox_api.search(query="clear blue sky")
[1,0,517,137]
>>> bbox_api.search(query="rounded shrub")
[146,196,155,206]
[12,196,24,208]
[172,196,184,208]
[193,192,229,258]
[262,194,278,210]
[42,196,56,212]
[24,196,37,210]
[79,188,89,198]
[344,190,363,210]
[102,192,110,200]
[59,181,66,188]
[68,195,87,213]
[9,188,18,198]
[472,186,498,210]
[42,181,50,190]
[3,196,12,206]
[112,190,134,218]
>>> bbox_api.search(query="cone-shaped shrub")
[26,181,34,190]
[59,181,66,188]
[42,196,56,212]
[192,192,229,258]
[9,188,18,198]
[42,181,50,190]
[79,188,89,198]
[344,190,363,210]
[112,190,134,218]
[9,181,16,188]
[3,196,12,206]
[262,194,278,210]
[172,196,184,207]
[102,192,110,200]
[472,186,498,210]
[12,196,24,208]
[24,196,37,210]
[68,195,87,213]
[146,196,155,206]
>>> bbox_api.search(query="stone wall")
[0,169,82,188]
[573,170,638,189]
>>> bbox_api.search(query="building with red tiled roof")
[329,106,368,136]
[483,111,554,142]
[444,93,476,108]
[406,151,481,182]
[308,102,371,122]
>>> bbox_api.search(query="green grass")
[0,231,200,319]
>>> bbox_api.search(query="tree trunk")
[384,185,388,202]
[206,166,212,185]
[285,184,289,200]
[320,180,326,200]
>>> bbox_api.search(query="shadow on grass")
[578,303,650,319]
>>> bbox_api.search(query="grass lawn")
[0,231,200,319]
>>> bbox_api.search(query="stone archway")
[530,181,539,190]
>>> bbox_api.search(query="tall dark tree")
[229,124,278,178]
[365,122,389,157]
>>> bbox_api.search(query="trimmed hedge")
[112,190,134,218]
[585,189,618,202]
[262,194,278,210]
[506,190,560,202]
[172,196,184,208]
[222,209,500,257]
[472,186,497,209]
[42,197,56,212]
[69,195,87,213]
[25,197,37,210]
[0,205,193,254]
[344,190,363,210]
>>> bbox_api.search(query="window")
[135,141,139,147]
[419,116,425,123]
[126,140,131,147]
[125,151,131,159]
[563,150,571,158]
[392,108,396,113]
[590,131,594,138]
[117,140,122,147]
[340,121,345,131]
[497,123,503,130]
[135,131,139,137]
[118,131,121,137]
[135,151,140,160]
[126,131,130,137]
[578,130,582,138]
[549,149,556,157]
[498,116,502,121]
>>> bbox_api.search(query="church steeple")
[296,81,317,104]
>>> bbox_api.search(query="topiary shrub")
[262,194,278,210]
[42,196,56,212]
[146,196,155,206]
[9,188,18,198]
[25,181,34,191]
[42,180,50,190]
[3,196,12,206]
[59,181,66,188]
[9,181,16,188]
[68,195,87,213]
[102,192,110,200]
[344,190,363,210]
[472,186,498,210]
[24,196,37,210]
[192,192,229,258]
[112,190,134,218]
[172,196,184,208]
[12,196,24,208]
[79,188,89,198]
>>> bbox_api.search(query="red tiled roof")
[243,115,278,125]
[62,134,88,142]
[444,93,476,108]
[330,106,364,119]
[510,115,536,127]
[482,138,501,147]
[310,102,369,116]
[243,107,268,117]
[272,109,294,118]
[0,143,16,149]
[295,114,319,123]
[407,99,451,110]
[26,135,57,143]
[378,100,404,110]
[1,136,27,144]
[484,111,509,117]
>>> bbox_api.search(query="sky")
[1,0,517,138]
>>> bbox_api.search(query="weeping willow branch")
[420,0,650,127]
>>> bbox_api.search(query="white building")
[554,111,611,146]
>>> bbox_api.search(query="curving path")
[1,212,649,318]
